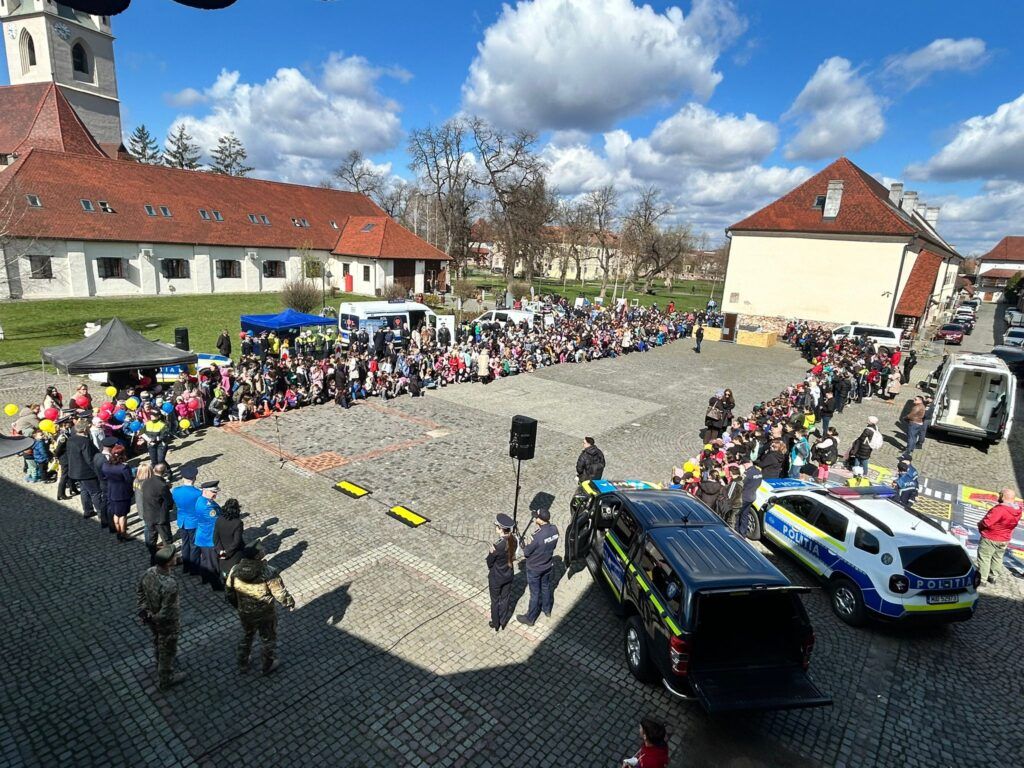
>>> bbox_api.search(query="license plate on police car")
[927,593,958,605]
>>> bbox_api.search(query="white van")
[337,300,454,347]
[831,324,904,349]
[929,353,1016,444]
[472,308,537,329]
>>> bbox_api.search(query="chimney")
[901,190,919,215]
[925,206,940,227]
[822,179,844,219]
[888,182,904,207]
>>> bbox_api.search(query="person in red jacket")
[621,718,669,768]
[976,488,1021,585]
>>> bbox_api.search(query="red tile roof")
[978,268,1023,280]
[978,236,1024,264]
[0,149,446,259]
[0,84,106,158]
[729,157,958,258]
[333,216,449,261]
[894,250,943,318]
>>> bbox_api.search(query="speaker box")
[509,415,537,461]
[174,327,190,352]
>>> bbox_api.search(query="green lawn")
[464,271,721,311]
[0,292,371,366]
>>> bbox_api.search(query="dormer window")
[212,210,223,222]
[248,213,259,224]
[813,195,826,209]
[159,206,172,218]
[330,220,338,229]
[199,208,211,221]
[80,199,95,212]
[361,223,376,233]
[99,201,115,213]
[26,194,42,208]
[260,214,271,225]
[144,204,157,216]
[301,218,310,228]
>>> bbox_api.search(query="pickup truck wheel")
[830,577,866,627]
[624,616,656,683]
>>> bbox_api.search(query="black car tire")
[830,577,867,627]
[624,615,656,683]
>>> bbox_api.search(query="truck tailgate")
[690,667,832,713]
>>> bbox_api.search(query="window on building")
[361,222,376,233]
[215,259,241,279]
[159,206,172,218]
[262,260,286,278]
[330,220,338,229]
[199,209,211,221]
[80,199,95,212]
[26,194,42,208]
[300,218,310,228]
[304,260,323,278]
[160,259,190,280]
[341,263,350,277]
[96,258,124,279]
[71,43,89,75]
[20,30,36,74]
[27,255,53,280]
[0,154,10,167]
[362,265,371,282]
[291,217,301,227]
[98,201,115,214]
[259,214,271,225]
[144,205,157,216]
[248,213,259,224]
[212,210,223,222]
[813,195,826,208]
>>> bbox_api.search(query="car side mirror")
[766,496,778,509]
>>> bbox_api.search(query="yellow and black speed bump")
[387,505,430,528]
[335,480,371,499]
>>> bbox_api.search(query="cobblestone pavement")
[1,309,1022,768]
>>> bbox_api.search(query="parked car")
[831,324,903,350]
[989,346,1024,380]
[752,480,979,626]
[1003,309,1024,327]
[565,479,831,713]
[1002,328,1024,348]
[934,324,965,344]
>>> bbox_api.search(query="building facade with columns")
[722,157,962,333]
[0,2,449,300]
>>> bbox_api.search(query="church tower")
[1,0,123,148]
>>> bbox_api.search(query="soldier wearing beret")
[225,544,295,675]
[136,546,185,691]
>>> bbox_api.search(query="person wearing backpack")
[704,390,728,441]
[788,429,811,478]
[849,416,882,471]
[811,427,839,483]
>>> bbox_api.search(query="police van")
[565,479,831,713]
[336,300,455,348]
[751,479,979,626]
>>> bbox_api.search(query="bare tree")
[0,176,42,300]
[408,119,477,279]
[584,184,619,296]
[556,199,594,286]
[333,150,386,199]
[504,175,558,284]
[621,187,691,293]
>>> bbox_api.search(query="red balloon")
[188,398,202,412]
[139,376,152,387]
[43,407,59,420]
[74,396,90,408]
[98,410,110,421]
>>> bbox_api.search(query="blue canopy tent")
[239,308,337,336]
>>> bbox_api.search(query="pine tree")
[128,124,162,164]
[209,133,254,177]
[163,124,202,170]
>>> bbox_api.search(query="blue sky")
[5,0,1024,253]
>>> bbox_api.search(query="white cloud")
[930,180,1024,255]
[647,103,777,170]
[166,55,406,184]
[906,92,1024,182]
[462,0,745,132]
[883,37,988,90]
[164,87,205,109]
[783,57,885,161]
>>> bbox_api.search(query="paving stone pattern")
[0,305,1021,768]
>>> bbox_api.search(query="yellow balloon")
[179,419,191,430]
[683,461,697,473]
[3,403,17,417]
[125,397,140,410]
[105,386,117,397]
[39,419,56,433]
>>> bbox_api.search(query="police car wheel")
[624,616,655,683]
[829,577,866,626]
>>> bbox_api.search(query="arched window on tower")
[19,30,36,74]
[72,43,90,76]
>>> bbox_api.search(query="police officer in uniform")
[136,545,186,691]
[487,513,517,631]
[225,544,295,675]
[172,466,202,575]
[193,481,223,591]
[517,508,560,626]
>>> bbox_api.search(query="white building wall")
[414,260,425,294]
[723,233,914,326]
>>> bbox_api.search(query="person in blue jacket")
[193,481,224,591]
[893,457,920,509]
[172,466,202,576]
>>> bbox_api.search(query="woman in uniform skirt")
[487,513,517,631]
[214,498,245,580]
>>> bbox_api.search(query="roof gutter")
[888,237,917,325]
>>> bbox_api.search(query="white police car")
[751,478,979,626]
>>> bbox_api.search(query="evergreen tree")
[163,124,202,170]
[209,133,254,177]
[128,124,162,164]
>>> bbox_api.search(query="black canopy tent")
[40,318,197,375]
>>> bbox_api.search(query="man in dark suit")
[66,419,100,520]
[142,463,175,566]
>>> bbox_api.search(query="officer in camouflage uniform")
[136,546,186,691]
[225,544,295,675]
